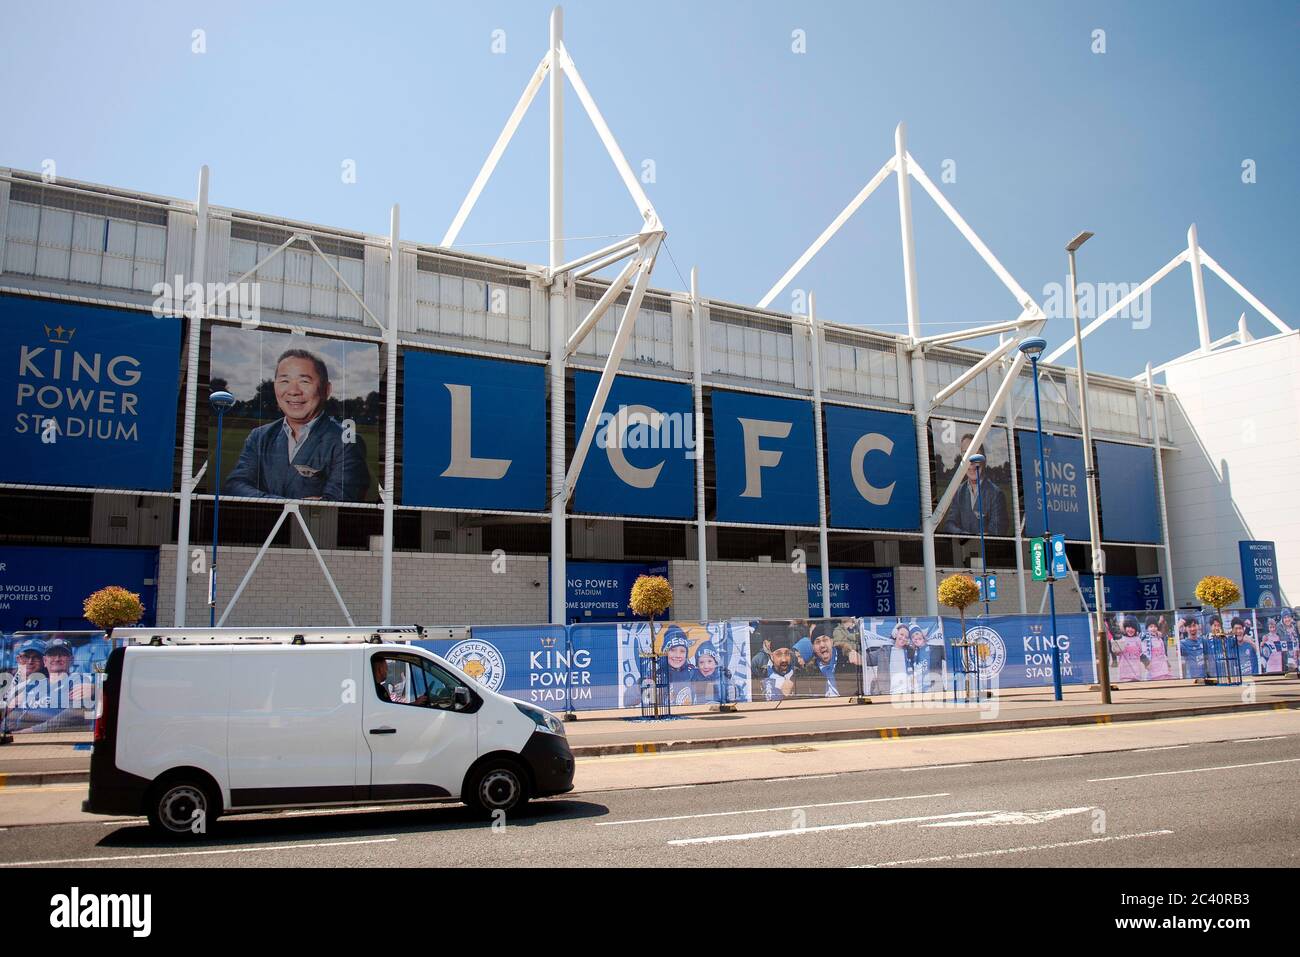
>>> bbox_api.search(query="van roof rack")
[113,626,426,646]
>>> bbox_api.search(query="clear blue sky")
[2,0,1296,375]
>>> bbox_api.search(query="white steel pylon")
[440,7,666,624]
[1037,223,1292,371]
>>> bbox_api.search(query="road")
[2,711,1297,867]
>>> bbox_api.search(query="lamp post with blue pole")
[1018,336,1063,701]
[208,390,236,627]
[969,452,990,618]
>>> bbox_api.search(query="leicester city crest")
[446,639,506,692]
[965,624,1006,680]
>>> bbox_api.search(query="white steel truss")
[761,122,1048,614]
[440,6,666,624]
[1045,224,1291,369]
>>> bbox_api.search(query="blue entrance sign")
[1239,541,1280,608]
[807,567,895,617]
[560,560,669,623]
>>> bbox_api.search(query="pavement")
[2,711,1297,866]
[1,677,1297,788]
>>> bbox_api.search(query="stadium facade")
[0,13,1292,632]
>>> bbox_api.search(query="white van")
[83,628,574,838]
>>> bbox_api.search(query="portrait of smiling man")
[223,347,370,502]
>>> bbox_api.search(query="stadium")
[0,10,1293,638]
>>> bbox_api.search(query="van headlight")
[514,702,565,736]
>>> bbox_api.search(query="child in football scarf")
[1115,616,1145,682]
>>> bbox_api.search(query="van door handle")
[369,727,397,735]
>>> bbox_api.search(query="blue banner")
[572,371,694,519]
[401,351,545,510]
[1017,431,1089,539]
[1239,540,1280,608]
[858,617,947,697]
[1079,574,1165,612]
[561,560,668,623]
[610,619,753,709]
[416,623,619,712]
[711,390,817,525]
[1,631,112,734]
[808,568,895,617]
[1096,441,1161,543]
[0,296,181,490]
[824,404,919,530]
[943,614,1095,689]
[0,546,158,632]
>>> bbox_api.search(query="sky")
[2,0,1296,375]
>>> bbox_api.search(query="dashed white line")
[858,830,1175,867]
[1233,736,1286,743]
[1023,755,1076,761]
[0,837,398,868]
[902,763,973,772]
[1088,757,1300,783]
[1131,745,1190,753]
[598,791,950,827]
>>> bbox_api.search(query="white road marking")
[1089,757,1300,783]
[1023,755,1076,761]
[761,774,840,783]
[1132,745,1189,753]
[901,763,973,772]
[0,837,397,868]
[859,830,1175,867]
[920,806,1093,828]
[1233,736,1286,743]
[667,809,991,845]
[598,791,951,827]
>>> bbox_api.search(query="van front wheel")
[464,759,529,817]
[146,777,219,839]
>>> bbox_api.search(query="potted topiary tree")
[939,574,983,700]
[629,575,674,717]
[83,586,144,639]
[1195,576,1242,684]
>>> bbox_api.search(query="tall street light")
[1067,230,1112,704]
[209,390,236,627]
[970,451,990,617]
[1018,336,1063,701]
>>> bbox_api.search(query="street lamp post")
[208,390,235,627]
[1066,230,1112,704]
[970,452,990,617]
[1018,337,1063,701]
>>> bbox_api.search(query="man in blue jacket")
[223,349,369,502]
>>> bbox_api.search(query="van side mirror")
[453,686,472,709]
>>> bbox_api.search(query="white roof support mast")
[440,6,666,624]
[760,122,1047,614]
[1042,224,1291,373]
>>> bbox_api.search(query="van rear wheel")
[464,759,529,817]
[146,777,218,839]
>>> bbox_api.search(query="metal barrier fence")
[1102,608,1299,683]
[6,607,1294,732]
